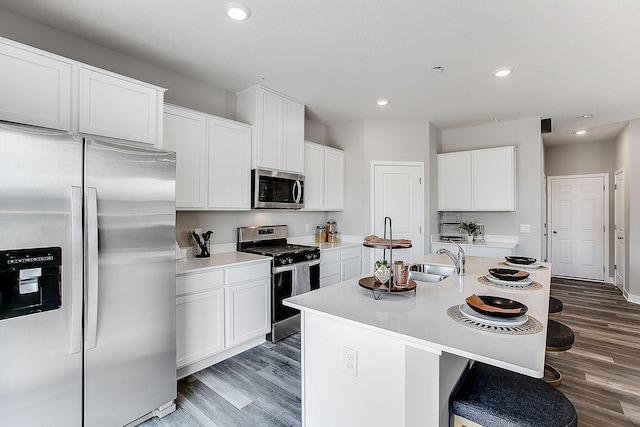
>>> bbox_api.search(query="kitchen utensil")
[505,256,537,265]
[488,268,530,281]
[192,230,210,257]
[465,294,528,318]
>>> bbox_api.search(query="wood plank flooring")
[141,278,640,427]
[139,333,301,427]
[549,277,640,427]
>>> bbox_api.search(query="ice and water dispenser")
[0,247,62,320]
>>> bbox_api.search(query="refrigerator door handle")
[70,186,83,355]
[86,187,99,350]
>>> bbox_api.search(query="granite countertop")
[176,252,270,275]
[284,253,551,377]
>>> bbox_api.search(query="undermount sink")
[409,263,456,282]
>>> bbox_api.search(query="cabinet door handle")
[552,231,558,234]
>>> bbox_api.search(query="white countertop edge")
[176,252,271,276]
[431,234,518,249]
[286,299,544,378]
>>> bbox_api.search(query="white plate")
[458,303,529,326]
[486,274,533,286]
[505,261,541,269]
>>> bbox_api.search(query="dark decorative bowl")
[489,268,530,281]
[467,295,528,318]
[505,256,537,265]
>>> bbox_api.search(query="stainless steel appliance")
[252,169,304,209]
[0,123,177,426]
[237,225,319,342]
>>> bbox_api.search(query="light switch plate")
[520,224,531,233]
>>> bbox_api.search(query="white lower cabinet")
[320,245,362,287]
[176,288,224,369]
[225,278,270,347]
[175,259,270,376]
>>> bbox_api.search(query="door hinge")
[419,177,422,185]
[614,264,617,270]
[615,184,617,190]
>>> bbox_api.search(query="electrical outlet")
[343,347,357,377]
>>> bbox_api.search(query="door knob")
[552,231,558,234]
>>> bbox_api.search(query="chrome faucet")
[436,240,466,276]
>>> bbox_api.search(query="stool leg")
[544,362,563,387]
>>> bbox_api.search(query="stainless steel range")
[237,225,320,342]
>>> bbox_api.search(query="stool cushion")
[549,296,564,314]
[547,319,575,350]
[452,362,577,427]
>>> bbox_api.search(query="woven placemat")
[498,261,548,271]
[447,305,543,335]
[477,275,543,291]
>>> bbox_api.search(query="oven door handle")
[272,259,320,274]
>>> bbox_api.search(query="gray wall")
[545,140,616,274]
[615,120,640,300]
[441,117,544,259]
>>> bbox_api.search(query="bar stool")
[544,319,575,386]
[549,296,564,317]
[451,362,577,427]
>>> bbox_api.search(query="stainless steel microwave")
[252,169,304,209]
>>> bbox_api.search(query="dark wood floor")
[549,277,640,427]
[142,278,640,427]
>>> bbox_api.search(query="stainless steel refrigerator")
[0,123,177,426]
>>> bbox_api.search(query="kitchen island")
[284,253,551,427]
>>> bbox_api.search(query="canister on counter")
[315,225,327,243]
[327,231,339,243]
[326,219,337,233]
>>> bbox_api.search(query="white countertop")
[176,252,270,275]
[284,253,550,377]
[431,234,518,249]
[311,241,361,250]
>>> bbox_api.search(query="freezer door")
[0,124,84,426]
[84,138,177,426]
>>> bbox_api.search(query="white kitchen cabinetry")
[0,41,72,131]
[303,141,345,211]
[320,245,362,287]
[163,104,252,210]
[437,146,515,211]
[236,85,305,173]
[430,242,514,258]
[225,263,271,348]
[0,37,165,146]
[176,259,270,378]
[175,270,225,369]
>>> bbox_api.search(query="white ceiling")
[2,0,639,146]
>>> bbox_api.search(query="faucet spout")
[435,240,466,276]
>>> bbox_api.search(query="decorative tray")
[358,276,417,292]
[363,242,413,249]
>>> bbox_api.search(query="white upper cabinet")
[237,85,305,173]
[437,146,515,211]
[0,37,165,147]
[163,105,207,208]
[0,41,72,131]
[163,103,252,210]
[78,68,160,145]
[303,141,344,211]
[207,118,252,209]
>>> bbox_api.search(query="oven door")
[252,169,304,209]
[272,260,319,324]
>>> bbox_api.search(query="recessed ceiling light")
[432,66,444,74]
[579,114,593,119]
[493,67,514,77]
[225,2,251,21]
[575,130,587,135]
[376,99,389,106]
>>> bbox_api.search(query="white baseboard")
[623,289,640,305]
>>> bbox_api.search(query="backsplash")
[176,210,330,247]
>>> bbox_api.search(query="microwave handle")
[293,180,302,203]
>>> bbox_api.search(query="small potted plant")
[460,220,479,242]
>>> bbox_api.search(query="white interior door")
[371,162,424,265]
[615,169,625,291]
[549,175,606,280]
